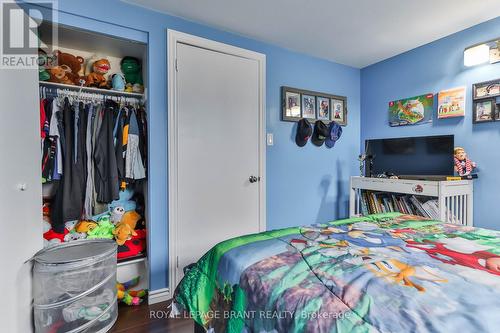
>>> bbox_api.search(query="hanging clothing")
[125,109,146,181]
[94,100,120,203]
[40,91,147,229]
[51,98,86,232]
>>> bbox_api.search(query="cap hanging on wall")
[295,118,312,147]
[311,120,329,146]
[325,121,343,148]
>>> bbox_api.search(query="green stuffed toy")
[120,56,143,85]
[86,215,115,239]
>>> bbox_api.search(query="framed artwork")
[388,93,434,127]
[331,98,347,125]
[316,96,330,120]
[281,86,347,125]
[473,99,495,123]
[438,87,465,119]
[281,87,302,121]
[302,94,316,119]
[473,79,500,99]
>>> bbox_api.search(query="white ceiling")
[123,0,500,68]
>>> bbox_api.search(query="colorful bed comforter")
[173,213,500,333]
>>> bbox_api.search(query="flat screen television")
[365,135,454,177]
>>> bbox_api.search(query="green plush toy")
[87,216,115,239]
[120,56,143,85]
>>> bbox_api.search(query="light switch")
[267,133,274,146]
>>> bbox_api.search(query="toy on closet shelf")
[110,206,126,224]
[48,65,74,85]
[38,49,53,81]
[116,277,147,306]
[117,229,147,259]
[120,56,144,93]
[53,50,85,85]
[110,73,126,91]
[454,147,477,176]
[86,58,111,88]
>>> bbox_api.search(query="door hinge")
[176,256,179,268]
[175,58,178,72]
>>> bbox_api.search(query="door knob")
[249,176,259,183]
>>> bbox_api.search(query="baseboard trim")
[148,288,171,304]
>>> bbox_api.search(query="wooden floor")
[110,301,195,333]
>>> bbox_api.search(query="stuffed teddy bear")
[116,277,147,306]
[75,220,99,233]
[48,65,74,85]
[86,59,111,88]
[53,50,85,85]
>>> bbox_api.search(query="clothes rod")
[39,81,145,99]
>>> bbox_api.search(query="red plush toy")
[117,229,146,259]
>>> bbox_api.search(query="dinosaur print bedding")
[172,213,500,333]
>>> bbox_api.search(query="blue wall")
[42,0,360,291]
[361,17,500,230]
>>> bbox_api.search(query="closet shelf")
[39,81,145,98]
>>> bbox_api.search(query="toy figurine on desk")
[454,147,477,176]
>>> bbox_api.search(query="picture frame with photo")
[281,87,302,121]
[472,79,500,100]
[316,96,330,120]
[473,98,495,123]
[302,94,316,119]
[331,97,347,126]
[281,86,348,125]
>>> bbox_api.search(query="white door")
[172,39,265,285]
[0,4,43,332]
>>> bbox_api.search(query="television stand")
[349,176,473,226]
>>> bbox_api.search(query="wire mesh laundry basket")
[33,239,118,333]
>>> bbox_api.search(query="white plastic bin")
[33,239,118,333]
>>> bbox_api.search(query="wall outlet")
[267,133,274,146]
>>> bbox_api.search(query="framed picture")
[331,97,347,125]
[388,93,434,127]
[281,86,347,125]
[281,87,302,121]
[302,94,316,119]
[473,99,495,123]
[473,79,500,100]
[438,87,465,119]
[316,96,330,120]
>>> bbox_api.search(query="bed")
[172,213,500,333]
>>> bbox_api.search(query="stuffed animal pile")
[39,50,144,92]
[42,190,147,260]
[116,276,147,306]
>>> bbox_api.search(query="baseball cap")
[325,121,343,148]
[311,120,329,146]
[295,118,312,147]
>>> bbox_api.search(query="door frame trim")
[167,29,266,291]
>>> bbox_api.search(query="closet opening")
[37,22,149,291]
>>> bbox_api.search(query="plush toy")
[116,277,147,306]
[120,56,143,85]
[110,206,126,224]
[113,223,137,245]
[75,220,99,233]
[87,218,115,240]
[120,211,141,230]
[124,83,133,93]
[117,229,146,259]
[86,59,111,88]
[48,65,74,85]
[38,49,51,81]
[111,73,126,91]
[64,231,87,242]
[53,50,85,85]
[109,189,137,213]
[132,83,144,93]
[454,147,477,176]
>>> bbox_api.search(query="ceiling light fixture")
[464,38,500,67]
